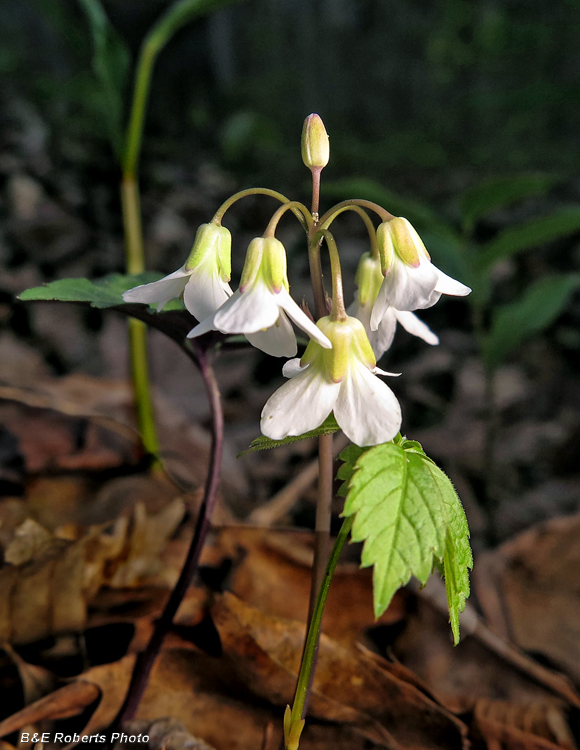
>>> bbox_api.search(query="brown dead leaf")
[213,528,405,646]
[0,650,382,750]
[474,699,577,750]
[0,681,100,737]
[1,644,56,705]
[213,591,468,749]
[0,500,185,644]
[476,512,580,684]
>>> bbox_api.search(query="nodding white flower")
[260,315,401,447]
[188,236,332,357]
[348,252,439,358]
[371,217,471,329]
[122,223,232,321]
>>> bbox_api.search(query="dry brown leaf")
[475,512,580,684]
[0,500,185,644]
[0,650,383,750]
[0,681,100,737]
[213,527,405,646]
[213,591,468,749]
[474,699,577,750]
[1,644,56,705]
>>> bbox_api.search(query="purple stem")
[110,341,223,730]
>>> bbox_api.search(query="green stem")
[284,517,353,750]
[314,229,346,321]
[320,204,378,256]
[120,175,161,468]
[211,188,309,231]
[264,200,313,237]
[319,198,393,227]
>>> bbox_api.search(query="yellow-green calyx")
[184,223,232,281]
[302,316,376,383]
[301,113,330,170]
[239,236,289,293]
[355,252,383,306]
[377,216,429,273]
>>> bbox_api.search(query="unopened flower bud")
[377,217,429,274]
[185,222,232,282]
[301,113,329,170]
[354,252,383,306]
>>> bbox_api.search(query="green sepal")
[238,413,340,457]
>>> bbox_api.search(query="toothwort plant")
[21,115,473,750]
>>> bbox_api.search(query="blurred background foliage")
[2,0,580,191]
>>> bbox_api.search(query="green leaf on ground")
[482,273,580,369]
[238,414,341,456]
[477,208,580,270]
[339,440,471,641]
[459,174,557,233]
[77,0,130,157]
[19,273,170,309]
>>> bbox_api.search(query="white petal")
[334,360,402,446]
[393,310,439,345]
[282,358,307,378]
[183,270,233,322]
[245,312,297,357]
[373,366,401,377]
[122,267,190,308]
[276,289,332,349]
[384,258,441,311]
[213,284,279,334]
[434,269,472,297]
[260,366,340,440]
[186,313,216,339]
[370,280,391,331]
[371,307,398,358]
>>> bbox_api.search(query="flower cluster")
[123,208,469,447]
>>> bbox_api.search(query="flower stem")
[120,174,161,471]
[110,342,223,730]
[319,198,393,227]
[284,516,353,750]
[316,229,346,322]
[320,204,379,257]
[212,188,309,231]
[264,201,313,237]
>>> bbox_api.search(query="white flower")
[122,223,232,321]
[260,315,401,447]
[371,217,471,328]
[187,236,331,357]
[348,252,438,358]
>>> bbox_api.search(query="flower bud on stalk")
[301,114,329,170]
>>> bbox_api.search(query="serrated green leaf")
[19,273,167,309]
[482,273,580,369]
[460,174,557,233]
[439,483,472,645]
[77,0,130,157]
[342,443,451,618]
[336,444,369,497]
[238,414,341,456]
[339,441,472,640]
[477,208,580,270]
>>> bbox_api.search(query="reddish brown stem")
[110,341,223,731]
